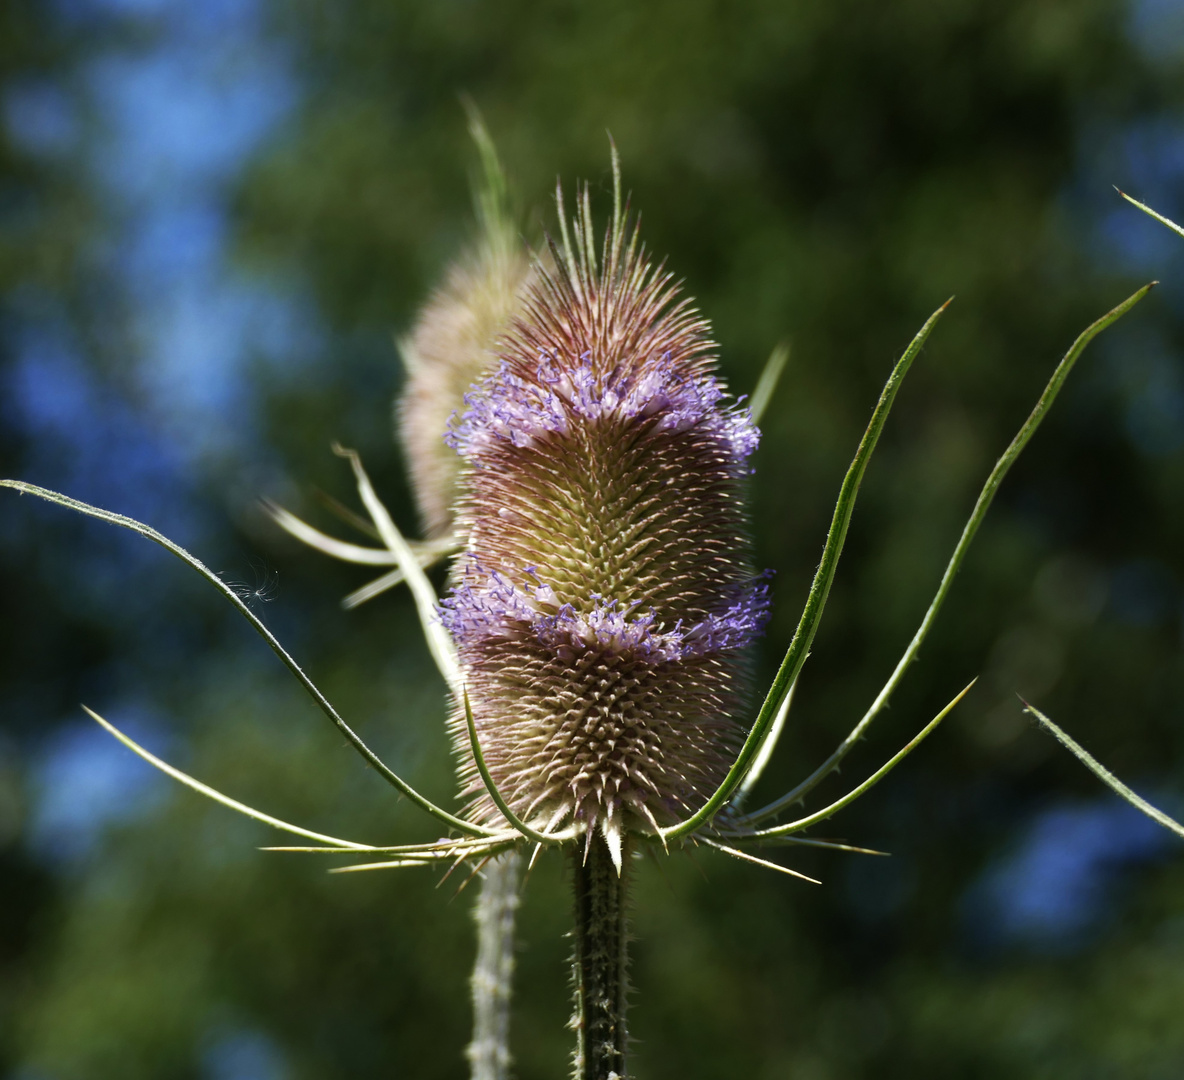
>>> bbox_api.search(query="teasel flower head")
[439,178,770,868]
[398,129,537,539]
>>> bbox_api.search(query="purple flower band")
[439,562,771,663]
[446,350,759,462]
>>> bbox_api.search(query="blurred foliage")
[3,0,1184,1077]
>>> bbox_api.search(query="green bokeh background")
[3,1,1184,1077]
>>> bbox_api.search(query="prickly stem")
[571,835,630,1080]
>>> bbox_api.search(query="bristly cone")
[441,186,769,869]
[398,211,536,538]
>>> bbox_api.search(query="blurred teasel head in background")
[398,120,539,538]
[438,168,770,870]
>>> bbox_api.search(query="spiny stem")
[468,852,523,1080]
[571,835,630,1080]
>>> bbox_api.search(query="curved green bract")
[1025,701,1184,841]
[1117,189,1184,241]
[0,479,495,839]
[747,680,974,839]
[463,690,571,846]
[333,445,462,691]
[742,281,1157,826]
[749,341,790,427]
[659,299,952,842]
[84,706,376,850]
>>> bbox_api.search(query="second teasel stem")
[571,834,630,1080]
[468,850,523,1080]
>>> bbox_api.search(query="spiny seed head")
[440,182,769,865]
[398,199,536,537]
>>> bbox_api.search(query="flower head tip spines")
[441,178,769,864]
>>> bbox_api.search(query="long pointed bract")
[1116,188,1184,241]
[264,500,402,564]
[265,497,460,570]
[0,479,492,838]
[731,675,797,811]
[742,282,1155,826]
[83,706,376,850]
[463,691,570,846]
[261,834,519,856]
[749,341,790,426]
[343,568,408,608]
[1024,701,1184,841]
[720,834,889,856]
[328,847,515,873]
[748,680,975,839]
[333,445,462,691]
[464,101,513,249]
[698,837,820,884]
[659,300,951,841]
